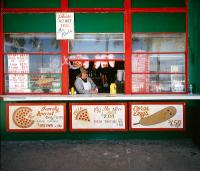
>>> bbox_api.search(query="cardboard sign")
[130,102,185,130]
[7,103,66,132]
[70,103,127,131]
[56,12,74,40]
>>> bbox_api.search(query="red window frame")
[0,0,188,95]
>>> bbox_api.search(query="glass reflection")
[4,33,60,52]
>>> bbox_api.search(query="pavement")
[1,139,200,171]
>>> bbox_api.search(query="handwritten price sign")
[7,103,66,132]
[70,103,127,131]
[56,12,74,40]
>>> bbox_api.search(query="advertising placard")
[130,102,185,130]
[56,12,74,40]
[70,103,127,131]
[7,103,66,132]
[7,54,30,92]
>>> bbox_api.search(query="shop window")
[132,33,186,93]
[4,33,62,94]
[69,33,125,93]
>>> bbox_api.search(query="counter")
[1,94,200,101]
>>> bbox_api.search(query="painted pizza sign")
[70,103,127,131]
[7,103,66,132]
[130,103,185,130]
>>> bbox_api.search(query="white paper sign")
[8,54,29,73]
[7,54,30,92]
[8,104,66,131]
[130,104,184,130]
[56,12,74,40]
[71,104,126,130]
[9,74,30,93]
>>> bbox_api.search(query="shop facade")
[0,0,200,141]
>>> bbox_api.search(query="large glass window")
[132,33,186,93]
[4,33,62,94]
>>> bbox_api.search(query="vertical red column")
[61,0,69,94]
[0,2,4,95]
[124,0,132,94]
[185,0,189,94]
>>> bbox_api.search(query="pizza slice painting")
[12,107,34,128]
[74,109,90,122]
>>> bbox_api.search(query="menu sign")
[70,103,127,131]
[8,54,30,92]
[130,103,185,130]
[8,54,29,73]
[7,103,66,132]
[132,51,150,92]
[56,12,74,40]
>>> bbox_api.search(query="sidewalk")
[1,139,200,171]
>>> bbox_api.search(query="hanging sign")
[56,12,74,40]
[7,54,30,93]
[129,102,185,130]
[70,103,127,131]
[7,103,66,132]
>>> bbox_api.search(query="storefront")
[0,0,200,141]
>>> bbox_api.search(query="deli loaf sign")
[7,103,66,132]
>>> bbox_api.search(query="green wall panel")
[3,0,61,8]
[69,0,124,8]
[132,0,185,8]
[4,14,56,33]
[75,13,124,33]
[1,100,199,141]
[132,13,186,32]
[188,0,200,94]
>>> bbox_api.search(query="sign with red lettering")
[132,50,150,93]
[56,12,74,40]
[70,103,127,131]
[129,102,185,130]
[7,103,66,132]
[7,54,30,93]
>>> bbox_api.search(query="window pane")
[132,33,185,52]
[4,33,60,52]
[4,55,62,73]
[132,54,185,73]
[69,33,124,53]
[5,74,62,93]
[132,74,185,93]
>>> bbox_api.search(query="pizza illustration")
[13,107,34,128]
[75,109,90,122]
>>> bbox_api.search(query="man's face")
[81,72,88,80]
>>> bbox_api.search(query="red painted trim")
[69,52,124,54]
[185,0,189,94]
[68,8,124,13]
[61,40,69,94]
[0,6,4,95]
[69,102,128,132]
[6,103,67,132]
[132,7,186,13]
[61,0,68,11]
[124,0,132,94]
[129,102,186,131]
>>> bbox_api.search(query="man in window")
[74,67,98,94]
